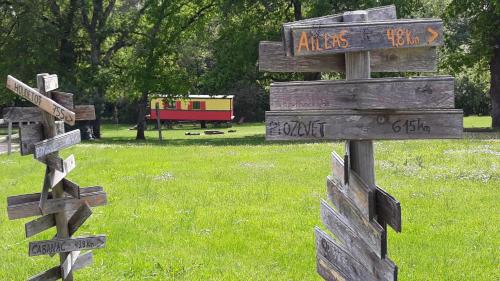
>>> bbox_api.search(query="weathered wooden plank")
[27,252,93,281]
[62,179,80,199]
[29,235,105,256]
[37,155,65,172]
[25,214,56,238]
[270,76,455,111]
[19,123,44,156]
[315,227,376,281]
[282,5,397,56]
[49,154,76,187]
[39,167,52,211]
[33,130,81,159]
[61,251,80,279]
[317,253,349,281]
[43,74,59,92]
[331,151,402,232]
[7,190,106,220]
[265,109,463,140]
[258,41,437,73]
[6,75,75,125]
[68,203,92,236]
[331,152,375,219]
[288,19,443,57]
[375,186,402,232]
[320,200,397,280]
[52,91,74,109]
[2,107,43,122]
[326,176,386,257]
[74,105,96,121]
[7,186,103,206]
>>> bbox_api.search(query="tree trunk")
[136,92,148,140]
[490,41,500,128]
[92,86,104,139]
[201,121,207,128]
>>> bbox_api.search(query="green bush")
[454,73,491,116]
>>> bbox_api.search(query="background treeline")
[1,0,499,138]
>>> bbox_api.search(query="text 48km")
[386,28,420,47]
[392,119,430,134]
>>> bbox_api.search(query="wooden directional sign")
[288,19,443,57]
[270,76,454,111]
[282,5,397,56]
[7,186,106,220]
[25,214,56,238]
[19,123,44,156]
[51,91,74,109]
[3,106,96,123]
[29,235,105,256]
[43,74,58,92]
[27,252,93,281]
[259,41,438,73]
[33,129,81,159]
[6,75,76,125]
[49,154,76,187]
[266,109,463,140]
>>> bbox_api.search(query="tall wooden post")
[37,74,74,281]
[7,120,12,155]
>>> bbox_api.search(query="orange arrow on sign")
[427,27,439,44]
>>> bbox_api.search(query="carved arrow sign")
[6,75,76,125]
[287,19,443,56]
[33,130,81,159]
[28,235,105,256]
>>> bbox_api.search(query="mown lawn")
[0,119,498,280]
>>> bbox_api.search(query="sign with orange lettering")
[288,19,443,56]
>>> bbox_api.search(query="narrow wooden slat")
[6,75,75,125]
[33,130,81,159]
[326,176,386,257]
[331,152,375,220]
[61,251,80,279]
[317,253,349,281]
[49,154,76,188]
[39,167,51,211]
[37,155,65,172]
[43,74,59,92]
[7,186,103,206]
[265,109,463,140]
[320,200,397,280]
[7,190,107,220]
[62,179,81,199]
[19,123,44,156]
[52,91,74,109]
[2,107,43,123]
[259,42,437,73]
[74,105,96,121]
[68,203,92,236]
[27,252,93,281]
[269,76,455,110]
[315,227,376,281]
[289,19,443,56]
[25,214,56,238]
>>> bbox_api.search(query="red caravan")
[149,95,235,122]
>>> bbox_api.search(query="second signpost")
[260,4,462,281]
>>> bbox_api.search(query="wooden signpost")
[4,73,106,281]
[259,4,463,280]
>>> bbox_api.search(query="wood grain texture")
[29,235,105,256]
[19,123,44,156]
[320,200,397,281]
[331,152,375,219]
[269,76,454,110]
[33,129,81,159]
[61,251,80,279]
[289,19,443,56]
[326,176,386,257]
[74,105,96,121]
[62,179,81,199]
[27,252,93,281]
[265,109,463,140]
[6,75,75,125]
[259,42,437,73]
[43,74,59,92]
[282,5,397,56]
[317,253,348,281]
[48,154,76,187]
[2,107,43,122]
[52,91,74,109]
[7,189,106,220]
[331,152,402,232]
[7,186,103,206]
[67,203,92,236]
[25,214,56,238]
[37,155,65,172]
[315,227,376,281]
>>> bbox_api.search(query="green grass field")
[0,119,498,280]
